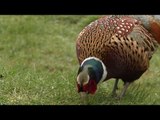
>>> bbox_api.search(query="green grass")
[0,15,159,105]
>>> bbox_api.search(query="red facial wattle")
[77,80,97,94]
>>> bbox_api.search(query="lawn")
[0,15,159,105]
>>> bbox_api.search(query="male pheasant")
[76,15,160,99]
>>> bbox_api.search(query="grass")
[0,15,159,105]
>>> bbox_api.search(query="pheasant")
[76,15,160,99]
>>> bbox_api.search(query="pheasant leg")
[118,82,130,99]
[111,79,119,97]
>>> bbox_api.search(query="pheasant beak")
[80,92,87,98]
[79,92,88,104]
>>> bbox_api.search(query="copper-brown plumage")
[76,15,159,98]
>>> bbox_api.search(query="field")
[0,15,159,105]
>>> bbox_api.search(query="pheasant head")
[76,57,107,97]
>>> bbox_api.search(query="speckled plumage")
[76,15,160,98]
[76,15,158,83]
